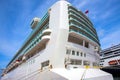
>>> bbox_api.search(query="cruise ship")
[100,44,120,78]
[100,44,120,67]
[1,0,113,80]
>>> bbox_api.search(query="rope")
[80,68,88,80]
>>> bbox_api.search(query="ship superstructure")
[100,44,120,67]
[1,0,113,80]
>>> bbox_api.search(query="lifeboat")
[108,60,118,65]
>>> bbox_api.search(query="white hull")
[2,68,113,80]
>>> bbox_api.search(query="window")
[85,41,89,48]
[71,59,75,64]
[84,53,86,57]
[72,50,75,55]
[81,52,83,56]
[70,59,82,65]
[77,51,79,56]
[76,60,82,65]
[66,49,71,54]
[41,60,49,67]
[83,61,90,66]
[93,62,98,66]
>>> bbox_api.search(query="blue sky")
[0,0,120,68]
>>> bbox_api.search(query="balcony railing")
[7,12,49,67]
[69,13,98,38]
[69,23,99,43]
[69,18,98,41]
[68,6,97,34]
[69,29,100,45]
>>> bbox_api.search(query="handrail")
[69,29,100,45]
[69,23,99,43]
[69,18,98,41]
[69,13,97,37]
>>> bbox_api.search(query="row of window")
[99,63,103,66]
[41,60,99,69]
[101,44,120,54]
[70,59,99,66]
[100,60,104,62]
[66,49,86,57]
[103,49,120,57]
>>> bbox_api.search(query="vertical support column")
[47,1,70,68]
[83,40,85,47]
